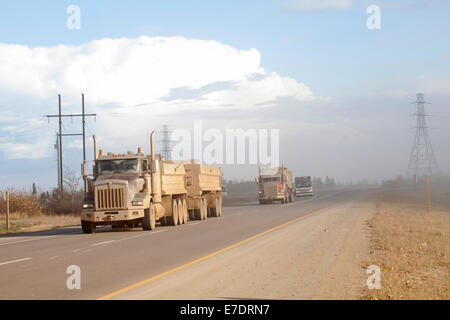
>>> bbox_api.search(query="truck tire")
[218,197,223,217]
[81,220,96,234]
[211,197,220,217]
[188,210,195,221]
[167,199,179,226]
[177,199,184,225]
[201,198,207,220]
[143,203,156,231]
[181,199,188,224]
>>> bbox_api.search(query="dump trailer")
[80,132,222,234]
[184,163,223,220]
[257,166,293,205]
[294,176,314,197]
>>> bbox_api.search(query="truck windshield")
[296,182,311,188]
[262,177,280,182]
[98,159,139,174]
[295,180,311,188]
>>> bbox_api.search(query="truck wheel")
[177,199,184,225]
[143,203,156,231]
[182,199,188,224]
[81,220,96,234]
[168,199,179,226]
[211,197,220,217]
[218,197,223,217]
[201,198,207,220]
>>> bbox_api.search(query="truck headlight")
[82,203,94,209]
[132,200,144,206]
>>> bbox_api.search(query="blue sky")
[1,0,449,95]
[0,0,449,190]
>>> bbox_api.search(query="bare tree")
[63,168,82,214]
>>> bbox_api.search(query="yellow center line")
[98,205,335,300]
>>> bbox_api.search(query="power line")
[45,94,96,198]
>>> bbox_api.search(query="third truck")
[257,166,293,205]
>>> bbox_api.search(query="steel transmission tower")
[407,93,440,177]
[159,125,174,160]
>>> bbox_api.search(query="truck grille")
[263,183,278,195]
[95,186,126,210]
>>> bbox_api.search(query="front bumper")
[259,194,286,200]
[295,190,313,197]
[81,209,144,223]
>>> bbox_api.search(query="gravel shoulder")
[115,196,376,300]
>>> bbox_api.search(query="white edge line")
[91,240,116,247]
[0,257,33,266]
[0,235,58,247]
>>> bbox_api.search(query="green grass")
[0,221,33,234]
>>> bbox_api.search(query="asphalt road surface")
[0,189,372,300]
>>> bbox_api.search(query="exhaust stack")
[93,135,98,160]
[149,130,161,202]
[150,131,155,161]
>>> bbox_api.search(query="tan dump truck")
[80,132,222,233]
[257,166,293,205]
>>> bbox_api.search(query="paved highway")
[0,189,367,300]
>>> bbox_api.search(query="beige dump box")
[184,163,222,220]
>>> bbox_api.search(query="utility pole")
[54,133,61,194]
[58,94,63,197]
[407,93,440,179]
[46,94,96,198]
[82,94,87,193]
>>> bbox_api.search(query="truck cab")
[81,148,153,233]
[257,167,293,205]
[294,176,314,197]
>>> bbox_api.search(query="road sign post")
[5,191,10,230]
[426,176,431,213]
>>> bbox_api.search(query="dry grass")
[0,190,41,216]
[364,192,449,300]
[0,212,80,234]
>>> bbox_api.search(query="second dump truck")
[80,132,222,233]
[257,166,293,205]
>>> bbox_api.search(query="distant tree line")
[312,176,336,189]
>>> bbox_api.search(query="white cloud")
[0,142,50,159]
[0,36,315,160]
[0,36,313,107]
[282,0,353,13]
